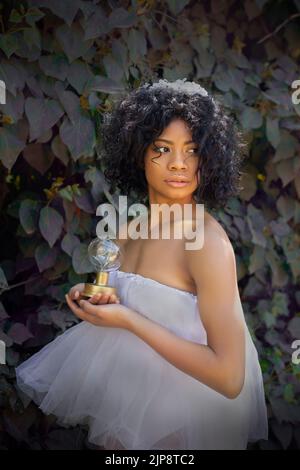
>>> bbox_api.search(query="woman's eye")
[152,146,169,153]
[152,146,199,154]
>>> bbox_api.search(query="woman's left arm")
[66,227,246,399]
[125,227,246,399]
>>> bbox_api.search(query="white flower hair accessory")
[145,78,208,97]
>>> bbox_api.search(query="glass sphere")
[88,238,122,272]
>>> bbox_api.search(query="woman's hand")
[65,293,132,330]
[68,283,120,305]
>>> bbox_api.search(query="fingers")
[65,294,96,324]
[68,287,81,300]
[109,294,120,304]
[69,283,85,300]
[87,293,120,305]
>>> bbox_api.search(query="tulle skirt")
[15,319,268,450]
[15,270,268,450]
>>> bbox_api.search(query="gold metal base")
[82,282,117,298]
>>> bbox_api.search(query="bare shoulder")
[185,210,237,286]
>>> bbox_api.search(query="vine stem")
[0,275,40,296]
[257,13,300,44]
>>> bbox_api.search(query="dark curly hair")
[99,79,246,211]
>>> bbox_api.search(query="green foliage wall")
[0,0,300,450]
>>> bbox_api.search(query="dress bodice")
[112,270,207,345]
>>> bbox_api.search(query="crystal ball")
[88,238,122,272]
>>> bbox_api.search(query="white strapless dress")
[15,270,268,450]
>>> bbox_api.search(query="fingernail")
[79,300,84,306]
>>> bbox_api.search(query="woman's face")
[143,118,201,204]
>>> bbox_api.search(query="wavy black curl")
[99,79,247,211]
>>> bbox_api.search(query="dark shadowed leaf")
[247,204,267,247]
[72,244,94,274]
[0,126,25,170]
[25,97,64,141]
[35,242,59,272]
[28,0,81,26]
[83,7,110,40]
[240,106,263,129]
[61,232,80,256]
[39,54,69,80]
[127,29,147,63]
[266,117,280,148]
[288,317,300,339]
[0,33,20,58]
[51,135,69,166]
[0,89,24,122]
[67,61,93,94]
[0,268,8,290]
[39,206,64,248]
[166,0,190,15]
[108,7,137,29]
[7,323,34,345]
[0,61,25,96]
[74,189,95,213]
[55,24,93,63]
[19,199,41,234]
[60,115,96,161]
[23,143,55,175]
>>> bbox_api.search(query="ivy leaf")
[7,323,34,345]
[39,54,69,81]
[55,24,93,63]
[0,268,8,290]
[51,135,69,166]
[240,106,263,129]
[60,115,96,161]
[103,55,125,83]
[288,317,300,339]
[29,0,80,26]
[108,7,137,29]
[25,7,45,26]
[67,61,93,94]
[266,117,280,148]
[166,0,190,15]
[83,8,110,40]
[0,89,25,122]
[61,233,80,257]
[19,199,41,235]
[35,242,59,272]
[23,143,55,175]
[0,33,20,58]
[39,206,64,248]
[0,126,25,170]
[72,244,94,274]
[271,421,293,449]
[246,203,267,247]
[127,29,147,63]
[25,97,64,141]
[73,189,95,213]
[0,62,25,96]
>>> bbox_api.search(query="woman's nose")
[167,153,188,170]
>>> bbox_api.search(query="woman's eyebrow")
[154,138,195,144]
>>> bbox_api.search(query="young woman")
[15,79,268,450]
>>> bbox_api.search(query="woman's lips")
[164,180,190,187]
